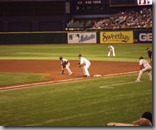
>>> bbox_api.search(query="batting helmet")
[59,56,63,60]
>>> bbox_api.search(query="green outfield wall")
[0,32,67,44]
[0,29,152,44]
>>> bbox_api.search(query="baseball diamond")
[0,60,138,90]
[0,0,153,127]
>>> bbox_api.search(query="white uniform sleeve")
[139,60,142,66]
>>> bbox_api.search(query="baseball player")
[136,56,152,82]
[59,56,73,75]
[78,54,91,77]
[146,47,152,65]
[108,44,115,56]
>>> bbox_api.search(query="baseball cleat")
[84,75,90,77]
[69,72,73,75]
[135,79,140,82]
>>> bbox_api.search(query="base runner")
[59,56,73,75]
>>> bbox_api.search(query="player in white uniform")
[59,56,73,75]
[136,56,152,82]
[78,54,91,77]
[108,44,115,56]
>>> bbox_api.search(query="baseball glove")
[78,63,81,67]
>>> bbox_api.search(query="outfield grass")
[0,74,152,126]
[0,44,152,62]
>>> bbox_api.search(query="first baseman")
[59,56,73,75]
[78,54,91,77]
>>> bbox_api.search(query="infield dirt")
[0,60,138,81]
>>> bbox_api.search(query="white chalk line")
[0,77,84,91]
[102,71,138,78]
[99,81,140,89]
[100,86,114,89]
[0,71,138,91]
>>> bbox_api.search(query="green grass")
[0,44,152,62]
[0,74,152,126]
[0,43,152,87]
[0,72,49,87]
[0,43,152,126]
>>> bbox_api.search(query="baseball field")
[0,44,152,126]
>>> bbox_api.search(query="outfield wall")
[0,29,152,44]
[0,32,67,44]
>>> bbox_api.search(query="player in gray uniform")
[136,56,152,82]
[59,56,73,75]
[78,54,91,77]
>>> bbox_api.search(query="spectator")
[132,118,152,126]
[141,111,152,124]
[107,111,152,126]
[91,7,152,29]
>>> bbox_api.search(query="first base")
[93,74,101,77]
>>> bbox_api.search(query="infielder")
[146,47,152,65]
[59,56,73,75]
[108,44,115,56]
[78,54,91,77]
[136,56,152,82]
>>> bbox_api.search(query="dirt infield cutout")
[0,60,138,91]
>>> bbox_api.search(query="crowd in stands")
[93,7,152,29]
[66,19,93,30]
[66,7,152,30]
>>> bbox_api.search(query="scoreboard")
[137,0,152,6]
[110,0,152,7]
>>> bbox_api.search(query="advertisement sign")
[68,32,97,44]
[134,30,152,43]
[100,31,133,44]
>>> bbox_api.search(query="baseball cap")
[78,54,82,57]
[139,56,143,59]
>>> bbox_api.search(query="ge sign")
[139,33,152,42]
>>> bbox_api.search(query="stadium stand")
[66,0,152,31]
